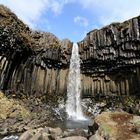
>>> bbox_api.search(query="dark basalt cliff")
[0,5,72,100]
[79,18,140,97]
[0,5,140,100]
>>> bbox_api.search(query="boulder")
[93,111,140,140]
[30,133,42,140]
[133,116,140,134]
[89,133,104,140]
[48,127,62,136]
[19,130,33,140]
[30,133,50,140]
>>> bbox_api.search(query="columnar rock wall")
[0,26,72,98]
[81,67,140,97]
[0,5,140,99]
[79,16,140,97]
[0,30,71,98]
[0,5,72,99]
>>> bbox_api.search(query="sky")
[1,0,140,42]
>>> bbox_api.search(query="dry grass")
[0,91,30,120]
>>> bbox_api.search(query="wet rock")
[63,129,88,138]
[59,136,87,140]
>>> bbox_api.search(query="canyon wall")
[0,5,140,99]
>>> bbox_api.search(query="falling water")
[66,43,86,120]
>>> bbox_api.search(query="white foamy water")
[0,135,18,140]
[66,43,86,120]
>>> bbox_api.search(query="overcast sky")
[1,0,140,42]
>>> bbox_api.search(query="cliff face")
[78,17,140,97]
[0,5,140,99]
[0,5,72,100]
[0,5,32,90]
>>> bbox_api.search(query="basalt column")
[78,16,140,97]
[1,5,140,99]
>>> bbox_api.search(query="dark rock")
[78,16,140,98]
[88,122,99,135]
[0,4,73,100]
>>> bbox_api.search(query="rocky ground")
[17,111,140,140]
[0,90,140,140]
[0,91,66,136]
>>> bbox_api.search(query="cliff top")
[0,5,69,50]
[0,5,32,48]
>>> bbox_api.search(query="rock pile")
[18,111,140,140]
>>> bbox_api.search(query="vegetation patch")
[0,91,30,120]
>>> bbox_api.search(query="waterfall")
[66,43,86,120]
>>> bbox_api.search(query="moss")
[49,41,61,48]
[100,123,113,136]
[135,121,140,125]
